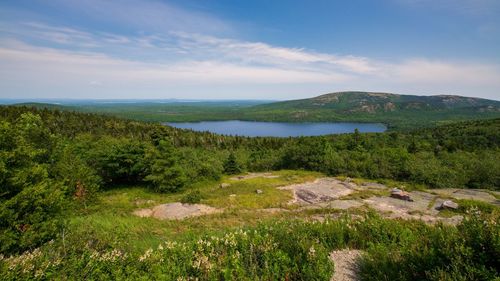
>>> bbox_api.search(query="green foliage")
[360,211,500,281]
[2,213,498,280]
[0,180,65,254]
[26,92,500,130]
[144,140,187,192]
[247,148,281,171]
[0,105,499,264]
[223,152,242,175]
[178,148,223,182]
[180,190,203,204]
[73,136,148,185]
[0,113,67,254]
[52,145,101,204]
[281,138,328,171]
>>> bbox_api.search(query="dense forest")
[0,105,499,280]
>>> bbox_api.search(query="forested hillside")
[22,91,500,129]
[1,106,499,279]
[241,91,500,128]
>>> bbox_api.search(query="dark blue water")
[166,120,386,137]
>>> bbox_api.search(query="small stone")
[255,189,263,194]
[219,183,230,188]
[390,189,413,201]
[439,200,459,210]
[229,194,236,197]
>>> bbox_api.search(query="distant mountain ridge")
[6,91,500,129]
[254,91,500,113]
[240,91,500,128]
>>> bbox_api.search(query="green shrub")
[181,190,203,204]
[0,181,66,254]
[359,211,500,281]
[144,140,187,193]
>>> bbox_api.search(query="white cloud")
[391,59,500,85]
[0,21,500,99]
[0,41,349,84]
[170,32,378,74]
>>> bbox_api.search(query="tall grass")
[2,211,498,280]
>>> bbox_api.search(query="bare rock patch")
[279,178,356,205]
[133,202,221,220]
[432,189,499,205]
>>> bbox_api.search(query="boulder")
[439,200,459,210]
[255,189,263,194]
[390,188,413,202]
[219,183,230,188]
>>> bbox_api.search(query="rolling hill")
[5,91,500,129]
[254,91,499,112]
[240,91,500,128]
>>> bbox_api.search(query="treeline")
[0,106,499,254]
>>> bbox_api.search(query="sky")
[0,0,499,100]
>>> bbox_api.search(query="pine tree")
[223,152,241,175]
[144,140,187,193]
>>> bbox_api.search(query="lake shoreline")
[166,120,387,137]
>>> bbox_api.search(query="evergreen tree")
[144,140,187,193]
[223,152,241,175]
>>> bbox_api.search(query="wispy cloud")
[1,29,499,99]
[1,5,500,100]
[42,0,232,35]
[1,22,379,74]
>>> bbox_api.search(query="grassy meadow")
[2,170,499,280]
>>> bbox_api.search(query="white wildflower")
[139,248,153,262]
[308,246,316,258]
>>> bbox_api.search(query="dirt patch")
[133,202,221,220]
[330,249,363,281]
[230,172,280,181]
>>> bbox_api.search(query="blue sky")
[1,0,499,100]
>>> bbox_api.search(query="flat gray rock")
[326,200,363,210]
[133,202,220,220]
[432,189,499,205]
[279,178,355,205]
[439,200,459,210]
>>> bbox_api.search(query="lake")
[166,120,386,137]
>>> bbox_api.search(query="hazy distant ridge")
[254,91,500,113]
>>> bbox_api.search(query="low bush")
[180,190,203,204]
